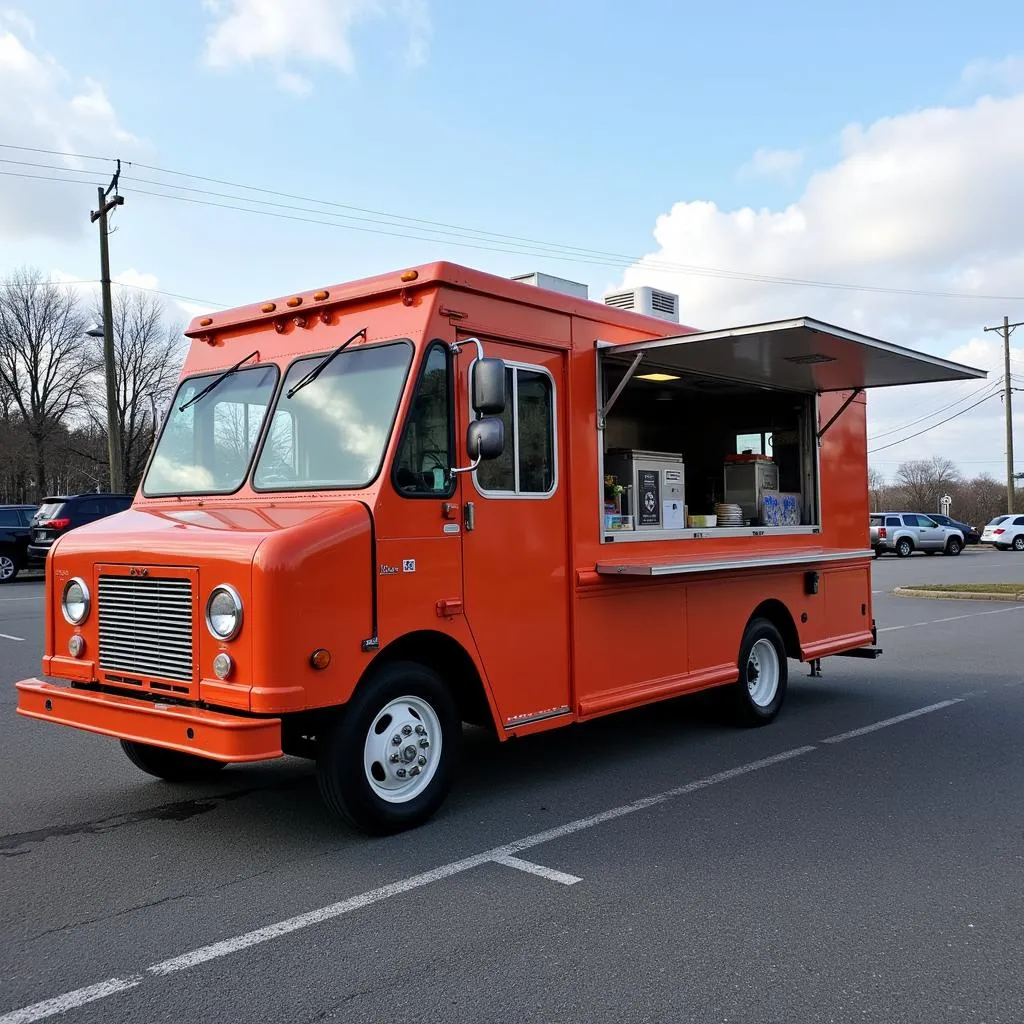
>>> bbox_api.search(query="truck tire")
[316,661,459,835]
[0,549,20,583]
[120,740,227,781]
[945,537,963,556]
[896,538,913,557]
[729,618,788,727]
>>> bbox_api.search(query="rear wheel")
[120,740,227,781]
[729,618,788,726]
[1013,535,1024,552]
[945,537,963,556]
[317,661,459,835]
[896,538,913,557]
[0,550,20,583]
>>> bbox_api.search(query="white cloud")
[738,146,804,180]
[0,12,138,242]
[961,54,1024,92]
[617,81,1024,475]
[202,0,431,91]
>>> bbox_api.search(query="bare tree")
[0,268,90,500]
[88,290,185,491]
[867,466,888,511]
[895,456,961,511]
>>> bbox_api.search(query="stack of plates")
[714,503,743,526]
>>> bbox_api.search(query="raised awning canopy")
[598,317,987,392]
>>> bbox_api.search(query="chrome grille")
[97,575,194,682]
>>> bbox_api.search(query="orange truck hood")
[50,502,365,564]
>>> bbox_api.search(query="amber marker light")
[199,317,213,326]
[286,296,303,307]
[313,290,329,301]
[261,302,277,312]
[400,270,418,282]
[310,648,331,670]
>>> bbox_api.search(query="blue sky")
[4,0,1024,474]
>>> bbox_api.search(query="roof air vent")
[602,286,680,323]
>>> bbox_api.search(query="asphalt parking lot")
[2,546,1023,1024]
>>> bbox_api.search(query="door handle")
[464,501,476,532]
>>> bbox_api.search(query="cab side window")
[476,364,556,496]
[394,344,453,497]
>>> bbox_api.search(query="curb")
[892,586,1024,602]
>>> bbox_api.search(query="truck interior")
[597,317,986,543]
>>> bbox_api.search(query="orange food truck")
[16,262,984,833]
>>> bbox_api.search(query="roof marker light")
[400,270,418,282]
[286,296,303,307]
[313,290,329,301]
[199,317,213,326]
[261,302,276,313]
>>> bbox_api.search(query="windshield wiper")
[178,350,260,412]
[286,327,367,400]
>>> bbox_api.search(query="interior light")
[635,372,680,382]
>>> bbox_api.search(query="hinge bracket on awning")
[598,352,644,430]
[817,388,863,441]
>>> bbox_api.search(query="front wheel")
[120,740,227,781]
[317,661,459,835]
[946,537,963,556]
[729,618,788,726]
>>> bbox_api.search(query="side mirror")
[467,417,504,461]
[472,358,506,416]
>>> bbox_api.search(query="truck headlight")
[61,578,90,625]
[205,584,243,641]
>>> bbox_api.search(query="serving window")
[598,356,820,543]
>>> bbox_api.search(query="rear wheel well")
[370,631,494,732]
[749,600,801,661]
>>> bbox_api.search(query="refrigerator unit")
[605,449,685,531]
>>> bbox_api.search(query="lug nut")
[389,752,400,763]
[419,738,430,748]
[396,768,407,778]
[401,724,412,736]
[391,734,402,746]
[417,755,426,766]
[415,724,426,735]
[409,766,420,776]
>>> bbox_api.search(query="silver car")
[870,512,964,557]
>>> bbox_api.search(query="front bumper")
[16,679,283,762]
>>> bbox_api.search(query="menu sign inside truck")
[638,469,660,527]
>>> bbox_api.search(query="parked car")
[0,504,39,582]
[980,513,1024,551]
[27,493,132,565]
[929,513,980,545]
[870,511,964,557]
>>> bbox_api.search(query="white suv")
[981,514,1024,551]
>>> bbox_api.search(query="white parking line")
[493,854,582,885]
[877,604,1024,633]
[822,700,963,744]
[0,745,814,1024]
[0,595,43,603]
[0,632,24,641]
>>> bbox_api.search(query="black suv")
[27,493,133,565]
[0,505,39,583]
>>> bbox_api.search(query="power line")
[864,389,999,454]
[5,146,1024,303]
[867,378,1003,440]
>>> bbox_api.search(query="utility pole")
[90,160,125,493]
[984,315,1024,514]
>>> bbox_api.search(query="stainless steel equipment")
[606,449,685,531]
[723,459,779,524]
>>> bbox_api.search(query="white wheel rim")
[363,695,442,804]
[747,638,780,708]
[0,555,14,580]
